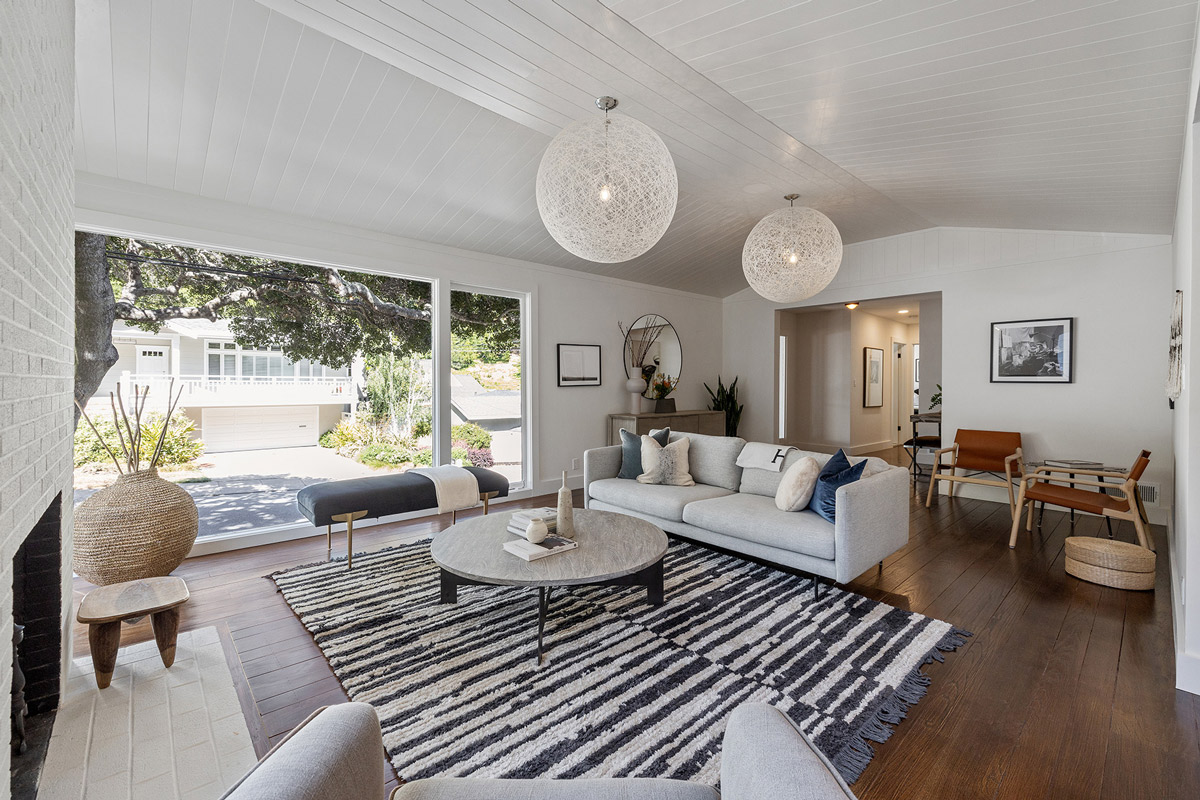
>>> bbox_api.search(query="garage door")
[201,406,319,452]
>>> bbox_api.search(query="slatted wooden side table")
[76,576,190,688]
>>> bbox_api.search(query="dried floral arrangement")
[618,315,665,373]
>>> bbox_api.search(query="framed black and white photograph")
[990,318,1073,383]
[863,347,884,407]
[557,343,601,387]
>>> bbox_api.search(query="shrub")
[413,448,433,466]
[467,447,494,468]
[451,446,469,464]
[411,411,433,439]
[451,423,492,450]
[74,413,204,468]
[318,430,338,449]
[358,442,414,469]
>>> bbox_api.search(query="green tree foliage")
[100,236,520,374]
[364,351,431,438]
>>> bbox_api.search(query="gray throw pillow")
[618,427,670,479]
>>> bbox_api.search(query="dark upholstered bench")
[296,467,510,568]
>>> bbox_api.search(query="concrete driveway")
[74,447,391,539]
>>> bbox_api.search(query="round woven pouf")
[1064,536,1155,591]
[74,468,199,586]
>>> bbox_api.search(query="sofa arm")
[832,466,910,584]
[721,703,857,800]
[220,703,386,800]
[584,445,623,508]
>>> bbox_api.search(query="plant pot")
[654,397,676,413]
[73,468,199,586]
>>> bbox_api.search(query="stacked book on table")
[504,507,577,561]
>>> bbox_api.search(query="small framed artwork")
[863,347,884,407]
[990,318,1073,383]
[557,343,601,387]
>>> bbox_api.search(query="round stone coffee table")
[431,508,668,662]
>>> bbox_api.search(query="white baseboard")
[1178,650,1200,696]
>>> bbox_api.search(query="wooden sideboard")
[608,410,725,445]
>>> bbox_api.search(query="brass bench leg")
[481,491,499,515]
[330,510,368,569]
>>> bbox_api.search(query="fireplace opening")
[11,494,63,800]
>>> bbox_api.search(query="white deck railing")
[119,372,353,407]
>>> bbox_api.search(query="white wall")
[724,228,1174,529]
[75,174,725,499]
[0,0,76,790]
[918,297,942,414]
[1170,21,1200,695]
[782,309,851,449]
[849,311,914,453]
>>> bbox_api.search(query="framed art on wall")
[557,343,601,387]
[990,318,1073,383]
[863,347,884,407]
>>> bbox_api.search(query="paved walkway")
[74,448,388,539]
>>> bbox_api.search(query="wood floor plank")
[68,464,1195,799]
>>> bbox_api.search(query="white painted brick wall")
[0,0,77,794]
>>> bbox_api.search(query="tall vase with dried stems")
[73,381,199,586]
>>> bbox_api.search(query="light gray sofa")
[222,701,858,799]
[584,432,909,585]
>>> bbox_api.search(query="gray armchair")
[221,702,858,800]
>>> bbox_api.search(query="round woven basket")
[74,469,199,586]
[1064,537,1155,572]
[1065,556,1155,591]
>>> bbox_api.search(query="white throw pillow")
[856,457,891,479]
[775,456,821,511]
[638,435,695,486]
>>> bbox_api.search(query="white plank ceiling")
[74,0,1198,296]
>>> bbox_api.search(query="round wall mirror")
[623,314,682,397]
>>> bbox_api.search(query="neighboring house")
[449,374,521,432]
[91,320,353,452]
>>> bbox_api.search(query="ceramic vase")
[557,470,575,539]
[625,377,647,414]
[525,518,548,544]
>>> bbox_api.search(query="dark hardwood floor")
[72,448,1200,799]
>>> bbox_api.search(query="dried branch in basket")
[75,379,187,473]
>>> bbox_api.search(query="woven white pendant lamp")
[536,97,678,263]
[742,194,843,303]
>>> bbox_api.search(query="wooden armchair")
[925,429,1024,513]
[1009,450,1152,550]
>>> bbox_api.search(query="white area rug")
[38,626,257,800]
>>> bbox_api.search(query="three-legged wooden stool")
[75,576,190,689]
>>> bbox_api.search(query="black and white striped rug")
[270,539,968,785]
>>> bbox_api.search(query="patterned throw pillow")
[775,456,821,511]
[618,427,670,479]
[808,449,867,523]
[637,435,695,486]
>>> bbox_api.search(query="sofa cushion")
[776,456,821,511]
[587,478,732,522]
[739,445,889,497]
[667,432,746,491]
[618,427,670,479]
[809,450,866,523]
[681,493,835,560]
[638,436,695,486]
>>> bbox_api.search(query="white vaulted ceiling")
[74,0,1198,296]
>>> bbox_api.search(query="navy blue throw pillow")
[618,427,670,479]
[808,449,866,523]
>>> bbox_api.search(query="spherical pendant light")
[536,97,678,263]
[742,194,843,303]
